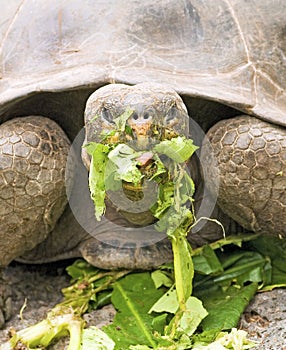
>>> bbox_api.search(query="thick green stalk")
[171,231,194,312]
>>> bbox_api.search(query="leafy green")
[149,286,178,314]
[8,101,286,350]
[6,234,284,349]
[66,259,99,281]
[107,144,142,184]
[171,230,194,310]
[104,273,164,349]
[100,108,134,141]
[6,306,84,350]
[192,328,256,349]
[62,261,129,314]
[193,245,223,275]
[150,181,174,219]
[81,327,115,350]
[153,136,198,163]
[1,261,129,350]
[151,270,173,289]
[85,142,110,220]
[246,235,286,289]
[196,283,258,331]
[103,274,208,350]
[86,127,198,223]
[176,296,208,337]
[214,251,270,287]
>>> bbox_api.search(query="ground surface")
[0,261,285,349]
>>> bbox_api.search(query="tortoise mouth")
[97,124,181,151]
[106,154,166,227]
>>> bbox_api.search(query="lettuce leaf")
[153,136,198,163]
[85,142,110,220]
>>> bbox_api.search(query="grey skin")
[0,0,285,326]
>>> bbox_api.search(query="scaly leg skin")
[203,115,286,237]
[0,116,70,326]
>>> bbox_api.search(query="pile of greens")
[2,111,286,349]
[4,235,286,350]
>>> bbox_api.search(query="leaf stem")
[171,236,187,312]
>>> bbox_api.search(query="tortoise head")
[83,83,189,151]
[82,83,190,226]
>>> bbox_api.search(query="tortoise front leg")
[203,115,286,237]
[0,116,70,325]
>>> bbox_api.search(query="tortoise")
[0,0,285,326]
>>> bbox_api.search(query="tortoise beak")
[128,117,152,149]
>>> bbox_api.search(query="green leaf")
[66,259,99,281]
[151,314,168,334]
[193,245,223,275]
[104,273,164,349]
[149,287,178,314]
[149,155,167,180]
[180,171,196,202]
[103,160,122,192]
[214,251,269,287]
[151,182,174,219]
[85,142,110,220]
[153,136,198,163]
[247,235,286,288]
[151,270,173,289]
[81,327,115,350]
[191,329,221,347]
[192,328,257,349]
[192,234,261,257]
[171,233,194,310]
[108,144,142,184]
[196,283,258,331]
[177,296,208,337]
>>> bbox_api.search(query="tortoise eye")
[101,107,114,124]
[164,106,178,124]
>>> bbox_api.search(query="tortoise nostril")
[143,113,150,120]
[132,113,139,121]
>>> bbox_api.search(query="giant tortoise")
[0,0,285,326]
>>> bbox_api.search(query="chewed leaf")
[149,287,178,314]
[151,182,174,219]
[151,270,173,289]
[154,136,198,163]
[85,142,110,221]
[177,296,208,337]
[108,144,142,184]
[192,328,257,349]
[81,326,115,350]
